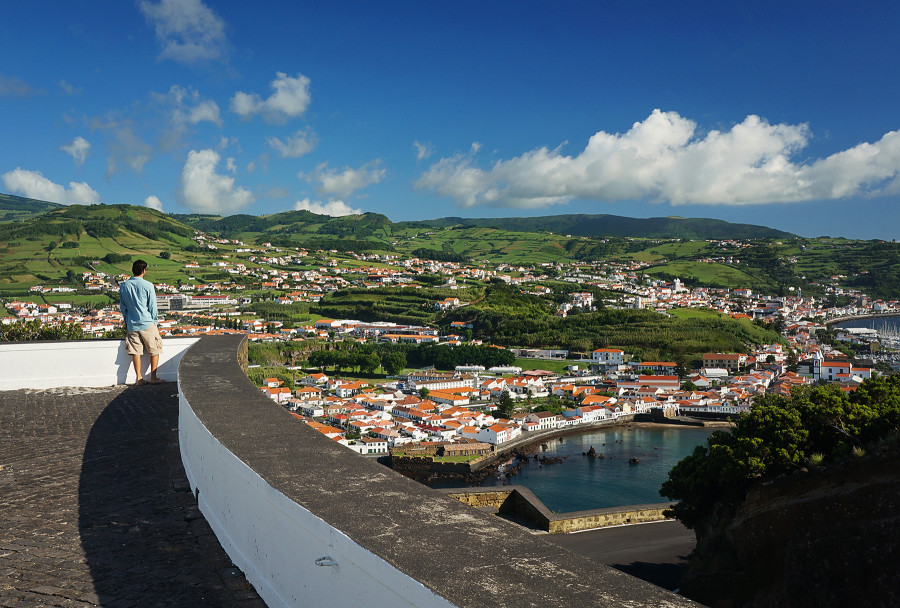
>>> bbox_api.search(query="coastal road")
[545,519,696,591]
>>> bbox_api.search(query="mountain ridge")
[1,192,795,240]
[400,213,795,239]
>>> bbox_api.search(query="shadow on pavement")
[78,384,259,606]
[609,559,689,591]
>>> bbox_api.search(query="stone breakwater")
[440,486,675,533]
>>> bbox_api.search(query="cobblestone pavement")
[0,384,265,607]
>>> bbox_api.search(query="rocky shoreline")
[392,417,728,486]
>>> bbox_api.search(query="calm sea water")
[428,426,716,513]
[835,315,900,332]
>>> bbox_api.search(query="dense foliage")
[447,282,781,364]
[405,342,515,370]
[0,320,87,342]
[102,252,131,264]
[660,376,900,529]
[300,341,514,375]
[846,241,900,299]
[312,286,482,326]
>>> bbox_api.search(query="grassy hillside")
[0,204,197,293]
[0,193,64,222]
[310,285,485,326]
[171,208,796,262]
[401,214,796,240]
[171,210,396,254]
[444,282,783,366]
[3,195,900,300]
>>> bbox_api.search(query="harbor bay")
[835,314,900,333]
[428,425,716,514]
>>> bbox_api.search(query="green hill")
[400,214,796,240]
[0,193,65,222]
[0,203,199,293]
[171,210,395,253]
[5,194,900,299]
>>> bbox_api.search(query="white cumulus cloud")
[231,72,311,123]
[415,109,900,208]
[138,0,227,64]
[267,128,317,158]
[294,198,362,217]
[177,149,254,214]
[163,85,222,126]
[154,85,222,151]
[144,195,164,211]
[301,161,385,198]
[413,141,434,162]
[2,168,100,205]
[60,136,91,166]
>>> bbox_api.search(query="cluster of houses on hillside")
[5,235,899,462]
[259,328,881,456]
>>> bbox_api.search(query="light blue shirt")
[119,276,158,332]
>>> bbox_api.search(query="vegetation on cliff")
[660,375,900,529]
[450,281,783,365]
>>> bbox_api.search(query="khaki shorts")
[125,324,163,356]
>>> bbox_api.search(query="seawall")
[441,486,675,533]
[471,417,637,472]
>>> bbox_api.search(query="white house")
[473,424,521,445]
[523,412,563,431]
[357,437,388,454]
[591,348,624,366]
[574,404,611,423]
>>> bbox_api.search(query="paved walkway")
[0,384,264,608]
[547,520,696,591]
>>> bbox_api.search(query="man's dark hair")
[132,259,148,276]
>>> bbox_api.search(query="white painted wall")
[0,337,200,390]
[178,391,457,608]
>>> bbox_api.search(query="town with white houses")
[4,233,898,457]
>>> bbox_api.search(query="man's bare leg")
[149,354,165,383]
[131,353,147,384]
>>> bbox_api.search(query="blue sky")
[3,1,900,239]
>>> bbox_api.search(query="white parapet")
[178,389,456,608]
[0,337,200,390]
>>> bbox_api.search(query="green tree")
[381,350,407,376]
[418,387,430,400]
[496,390,514,417]
[360,352,381,375]
[661,377,900,530]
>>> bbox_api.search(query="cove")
[428,425,717,514]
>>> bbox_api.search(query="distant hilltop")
[0,191,795,241]
[405,214,796,240]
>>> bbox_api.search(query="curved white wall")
[178,388,456,608]
[0,337,200,391]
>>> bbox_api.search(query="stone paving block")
[0,385,263,607]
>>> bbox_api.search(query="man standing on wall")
[119,259,165,385]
